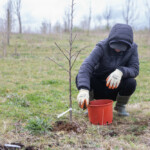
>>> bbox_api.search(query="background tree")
[145,0,150,31]
[63,9,70,32]
[80,16,88,31]
[96,15,102,29]
[6,0,13,45]
[0,18,7,57]
[53,21,62,33]
[13,0,22,34]
[80,2,92,35]
[103,5,112,30]
[122,0,138,25]
[40,20,51,34]
[87,1,92,35]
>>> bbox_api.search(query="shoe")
[115,94,130,116]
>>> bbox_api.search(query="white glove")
[106,69,123,89]
[77,89,89,109]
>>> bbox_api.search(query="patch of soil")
[25,146,38,150]
[104,118,150,137]
[52,121,87,133]
[103,130,119,137]
[0,144,5,150]
[134,119,149,126]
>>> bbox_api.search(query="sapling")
[47,0,88,122]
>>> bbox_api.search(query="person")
[76,23,139,116]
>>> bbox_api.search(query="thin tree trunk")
[149,17,150,32]
[69,64,72,122]
[69,0,74,122]
[7,9,10,45]
[18,14,22,34]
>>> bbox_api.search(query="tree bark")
[68,0,74,122]
[18,14,22,34]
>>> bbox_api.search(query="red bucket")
[88,99,113,125]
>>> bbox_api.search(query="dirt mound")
[52,121,87,133]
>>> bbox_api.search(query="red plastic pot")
[88,99,113,125]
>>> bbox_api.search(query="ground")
[0,31,150,150]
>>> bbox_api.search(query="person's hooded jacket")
[76,23,139,90]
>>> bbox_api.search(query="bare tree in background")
[87,1,92,35]
[0,19,7,57]
[13,0,22,34]
[6,0,13,45]
[53,21,62,33]
[80,2,92,35]
[47,0,88,122]
[103,5,112,30]
[63,9,70,32]
[145,0,150,31]
[96,15,102,29]
[80,16,88,31]
[40,20,51,34]
[122,0,138,25]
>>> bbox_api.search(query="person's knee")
[119,78,137,96]
[126,78,136,91]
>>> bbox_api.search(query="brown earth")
[52,120,87,133]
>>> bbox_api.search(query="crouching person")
[76,23,139,116]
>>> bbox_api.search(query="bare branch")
[55,42,69,61]
[46,57,69,73]
[64,49,70,54]
[13,0,22,34]
[103,5,112,29]
[71,50,80,58]
[122,0,138,25]
[72,34,77,45]
[71,46,89,69]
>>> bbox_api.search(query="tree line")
[0,0,150,45]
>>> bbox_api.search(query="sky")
[0,0,149,32]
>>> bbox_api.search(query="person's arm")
[77,43,104,90]
[117,45,139,78]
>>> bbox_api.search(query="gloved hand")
[106,69,123,89]
[77,89,89,109]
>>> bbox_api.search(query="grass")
[0,31,150,149]
[25,117,52,135]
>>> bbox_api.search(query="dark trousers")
[76,77,137,101]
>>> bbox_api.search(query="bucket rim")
[88,99,113,107]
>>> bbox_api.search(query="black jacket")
[76,24,139,90]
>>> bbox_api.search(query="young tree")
[122,0,138,25]
[47,0,88,122]
[13,0,22,34]
[103,5,112,30]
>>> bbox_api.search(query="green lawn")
[0,32,150,149]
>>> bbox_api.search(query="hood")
[108,23,133,49]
